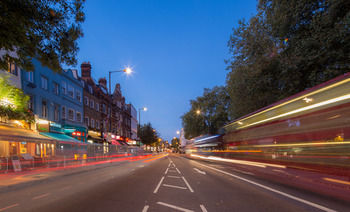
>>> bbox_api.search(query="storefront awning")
[0,124,53,142]
[40,132,81,143]
[87,135,104,143]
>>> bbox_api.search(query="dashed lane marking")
[194,168,206,175]
[157,202,194,212]
[200,204,208,212]
[168,175,181,178]
[153,176,165,194]
[142,205,149,212]
[182,176,194,193]
[192,160,337,212]
[32,193,50,200]
[0,204,19,212]
[163,184,187,190]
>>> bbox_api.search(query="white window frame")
[41,76,48,90]
[90,99,94,109]
[62,81,67,94]
[27,72,34,83]
[84,96,89,106]
[76,90,81,102]
[68,108,74,121]
[68,85,74,98]
[91,119,95,128]
[62,106,66,119]
[76,112,82,123]
[85,116,89,126]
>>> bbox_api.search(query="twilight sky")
[73,0,257,141]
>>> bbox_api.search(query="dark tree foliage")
[226,0,350,118]
[138,123,158,145]
[0,0,85,72]
[181,86,230,139]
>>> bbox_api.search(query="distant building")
[0,50,22,88]
[21,59,87,142]
[127,104,138,144]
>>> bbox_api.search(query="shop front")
[63,124,87,143]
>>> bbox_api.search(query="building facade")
[21,59,87,142]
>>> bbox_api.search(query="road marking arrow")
[194,168,206,175]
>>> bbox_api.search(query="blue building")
[21,59,87,142]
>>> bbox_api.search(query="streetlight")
[108,67,132,94]
[196,109,201,115]
[108,67,132,132]
[176,130,180,135]
[138,107,147,127]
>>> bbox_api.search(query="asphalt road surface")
[0,154,349,212]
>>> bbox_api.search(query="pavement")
[0,153,349,212]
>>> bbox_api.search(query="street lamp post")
[138,107,147,146]
[108,67,132,132]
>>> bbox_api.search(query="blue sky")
[74,0,257,141]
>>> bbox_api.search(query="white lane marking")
[32,193,50,200]
[0,203,19,212]
[153,176,165,193]
[176,167,181,174]
[200,204,208,212]
[231,168,254,176]
[168,175,181,178]
[194,168,206,175]
[139,165,145,167]
[163,184,187,190]
[165,168,169,174]
[157,202,194,212]
[142,205,149,212]
[193,161,337,212]
[182,176,194,193]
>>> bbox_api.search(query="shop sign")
[36,119,49,132]
[49,122,62,133]
[11,157,21,172]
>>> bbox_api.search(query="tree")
[138,123,158,146]
[171,137,180,152]
[181,86,230,139]
[0,74,33,122]
[226,0,350,119]
[0,0,85,72]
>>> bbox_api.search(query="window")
[62,81,67,94]
[54,105,59,121]
[88,85,93,94]
[90,99,94,108]
[76,112,82,123]
[28,96,34,111]
[27,72,34,82]
[102,104,106,113]
[62,106,66,119]
[95,103,99,111]
[7,63,18,76]
[53,82,59,95]
[76,90,81,102]
[41,76,48,90]
[68,85,74,98]
[96,120,100,129]
[84,117,89,126]
[42,100,48,118]
[91,119,95,128]
[68,109,74,121]
[84,96,89,106]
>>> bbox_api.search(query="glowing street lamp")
[176,130,180,135]
[196,109,201,115]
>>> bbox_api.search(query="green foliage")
[138,123,158,145]
[0,74,34,122]
[226,0,350,118]
[171,137,180,151]
[0,0,85,72]
[181,86,230,139]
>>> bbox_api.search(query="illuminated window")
[7,63,18,76]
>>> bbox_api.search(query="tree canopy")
[0,0,85,72]
[181,86,230,139]
[226,0,350,118]
[138,123,158,145]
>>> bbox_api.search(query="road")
[0,154,349,212]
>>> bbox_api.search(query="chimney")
[81,62,91,79]
[98,77,107,89]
